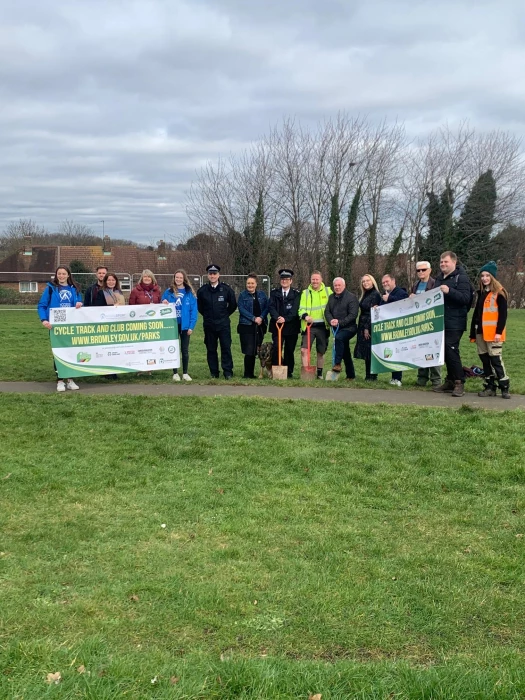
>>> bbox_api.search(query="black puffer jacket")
[434,265,472,331]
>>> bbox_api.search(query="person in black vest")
[83,266,107,306]
[268,269,301,378]
[380,273,409,386]
[197,264,237,379]
[432,251,473,397]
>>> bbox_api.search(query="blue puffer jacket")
[237,289,269,326]
[161,286,198,331]
[37,283,82,321]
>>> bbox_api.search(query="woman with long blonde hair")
[469,261,510,399]
[129,269,161,305]
[354,274,381,380]
[161,269,198,381]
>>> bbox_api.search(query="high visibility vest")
[482,292,506,342]
[298,285,332,331]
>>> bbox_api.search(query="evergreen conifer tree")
[341,186,360,287]
[327,192,340,282]
[384,227,403,278]
[454,170,496,272]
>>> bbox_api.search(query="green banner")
[371,291,445,373]
[48,305,180,377]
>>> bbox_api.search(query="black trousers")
[271,332,299,377]
[204,326,233,377]
[444,329,464,382]
[333,328,356,379]
[174,327,191,374]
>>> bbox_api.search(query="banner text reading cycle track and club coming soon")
[371,290,445,374]
[49,304,180,378]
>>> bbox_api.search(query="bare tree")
[57,220,98,245]
[186,115,525,285]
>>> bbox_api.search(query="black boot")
[243,355,256,379]
[478,377,497,397]
[499,379,511,399]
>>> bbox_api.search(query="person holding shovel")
[324,277,359,381]
[269,269,301,378]
[298,271,332,379]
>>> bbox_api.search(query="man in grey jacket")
[410,261,441,388]
[325,277,359,380]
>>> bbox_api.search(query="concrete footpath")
[1,381,524,411]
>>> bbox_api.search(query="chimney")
[23,235,32,256]
[103,235,111,256]
[157,240,167,259]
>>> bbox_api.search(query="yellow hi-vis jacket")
[298,283,333,332]
[482,292,506,342]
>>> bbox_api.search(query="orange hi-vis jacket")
[482,292,506,342]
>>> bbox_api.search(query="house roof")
[0,244,210,283]
[0,247,57,282]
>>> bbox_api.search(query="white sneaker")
[56,380,66,392]
[390,379,402,387]
[182,373,192,381]
[66,379,79,390]
[173,373,181,382]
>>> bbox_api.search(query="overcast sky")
[1,0,524,244]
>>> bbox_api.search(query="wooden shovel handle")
[276,321,284,365]
[306,322,312,366]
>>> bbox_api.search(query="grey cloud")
[0,0,524,243]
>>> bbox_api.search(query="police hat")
[206,264,220,273]
[278,268,294,278]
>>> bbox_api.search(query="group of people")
[38,253,511,399]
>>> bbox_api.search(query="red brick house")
[0,237,210,298]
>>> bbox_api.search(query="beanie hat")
[480,261,497,279]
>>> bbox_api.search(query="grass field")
[1,308,524,394]
[1,394,524,698]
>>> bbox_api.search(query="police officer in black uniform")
[197,264,237,379]
[269,269,301,378]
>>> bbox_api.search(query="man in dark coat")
[380,273,409,386]
[432,251,473,397]
[83,266,107,306]
[268,269,301,378]
[324,277,359,380]
[197,264,237,379]
[410,261,441,388]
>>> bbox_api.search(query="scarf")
[103,289,124,306]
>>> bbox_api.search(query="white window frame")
[119,275,132,292]
[19,281,38,293]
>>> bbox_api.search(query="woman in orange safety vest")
[469,261,510,399]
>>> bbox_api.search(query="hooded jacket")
[161,286,198,331]
[37,282,82,321]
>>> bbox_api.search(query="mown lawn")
[0,394,523,698]
[1,308,525,394]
